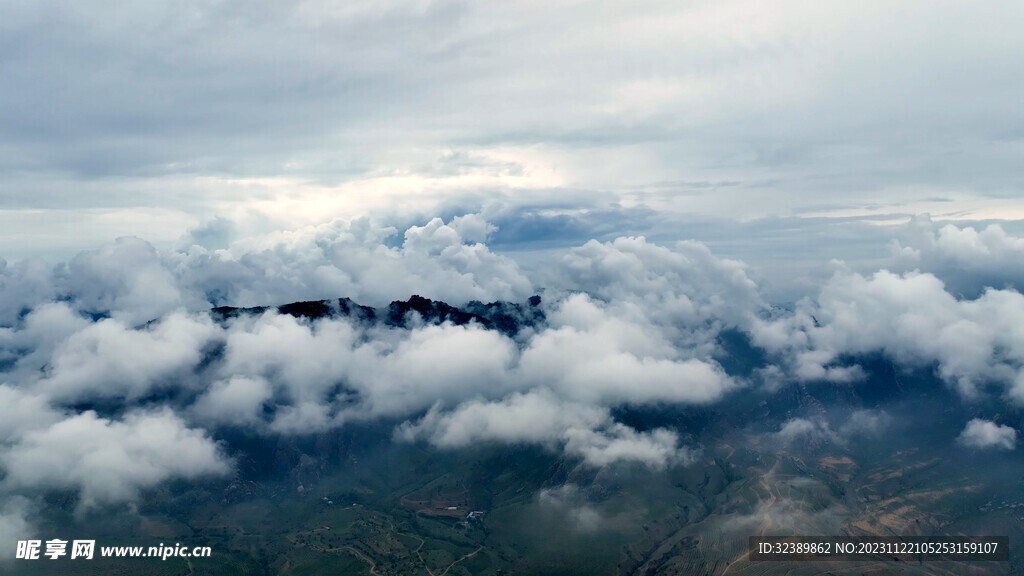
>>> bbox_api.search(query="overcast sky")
[2,0,1024,293]
[6,2,1024,542]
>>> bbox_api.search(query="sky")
[2,0,1024,296]
[2,0,1024,549]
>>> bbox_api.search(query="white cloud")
[178,215,533,308]
[35,312,217,402]
[0,230,753,481]
[551,237,764,347]
[211,312,518,431]
[957,419,1017,450]
[0,214,533,332]
[519,294,737,406]
[0,303,90,376]
[563,425,692,470]
[193,282,735,438]
[344,322,518,418]
[191,376,273,427]
[1,409,231,510]
[0,386,62,441]
[67,237,195,325]
[396,389,695,469]
[774,418,840,446]
[892,216,1024,296]
[9,208,1024,532]
[396,390,606,449]
[751,268,1024,400]
[0,259,59,327]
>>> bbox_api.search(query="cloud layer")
[3,2,1023,261]
[1,214,1023,520]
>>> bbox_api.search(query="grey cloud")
[837,409,891,439]
[0,498,34,561]
[2,0,1024,534]
[3,1,1023,258]
[0,1,470,179]
[180,217,237,251]
[537,485,603,532]
[0,259,59,327]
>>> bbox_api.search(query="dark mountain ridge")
[211,293,545,337]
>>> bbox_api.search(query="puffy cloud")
[0,228,755,481]
[197,289,733,439]
[774,411,891,448]
[774,418,840,446]
[190,376,273,428]
[892,216,1024,296]
[518,294,737,405]
[177,216,533,308]
[1,409,230,509]
[396,390,606,449]
[344,322,518,418]
[563,425,690,470]
[0,214,532,331]
[35,312,218,402]
[67,237,195,325]
[0,258,59,327]
[396,390,695,469]
[957,419,1017,450]
[210,312,518,432]
[751,269,1024,400]
[216,312,357,404]
[0,386,62,441]
[0,303,90,375]
[551,237,764,348]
